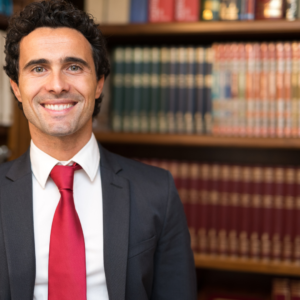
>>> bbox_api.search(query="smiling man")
[0,1,197,300]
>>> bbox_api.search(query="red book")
[218,164,231,256]
[198,163,211,254]
[178,162,190,218]
[261,166,274,261]
[250,166,263,260]
[253,43,261,137]
[188,162,200,252]
[149,0,175,22]
[291,42,299,138]
[294,168,300,264]
[282,167,296,263]
[208,164,220,255]
[239,165,252,259]
[272,167,285,262]
[272,279,290,300]
[175,0,199,21]
[228,165,241,258]
[291,280,300,300]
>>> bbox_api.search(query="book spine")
[175,0,199,21]
[276,42,285,137]
[223,44,232,135]
[238,43,247,136]
[168,47,177,133]
[284,42,292,137]
[294,168,300,264]
[250,166,263,260]
[188,162,200,252]
[283,167,296,263]
[131,47,143,132]
[201,0,221,20]
[195,47,205,134]
[204,47,213,134]
[285,0,298,20]
[149,0,175,22]
[268,43,277,136]
[106,0,130,24]
[185,47,196,134]
[219,0,240,20]
[218,164,230,256]
[159,47,170,133]
[176,47,187,133]
[245,43,255,136]
[123,47,133,132]
[291,280,300,300]
[291,42,298,137]
[253,43,261,137]
[239,166,252,258]
[218,44,227,135]
[130,0,148,22]
[272,167,285,262]
[208,164,220,255]
[272,279,290,300]
[140,47,151,132]
[150,47,160,132]
[111,48,124,132]
[261,167,273,261]
[255,0,284,19]
[84,0,104,23]
[240,0,255,19]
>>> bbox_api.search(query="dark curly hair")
[4,0,110,117]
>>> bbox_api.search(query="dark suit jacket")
[0,144,197,300]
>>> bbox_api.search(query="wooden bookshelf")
[194,254,300,277]
[100,20,300,37]
[94,131,300,149]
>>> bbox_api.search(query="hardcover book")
[175,0,199,21]
[149,0,175,22]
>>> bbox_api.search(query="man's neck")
[29,121,93,161]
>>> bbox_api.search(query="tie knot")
[50,163,82,191]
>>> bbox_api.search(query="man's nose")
[45,71,70,94]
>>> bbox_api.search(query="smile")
[43,103,75,111]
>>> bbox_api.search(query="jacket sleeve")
[150,171,197,300]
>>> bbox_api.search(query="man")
[0,1,197,299]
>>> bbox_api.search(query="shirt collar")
[30,133,100,189]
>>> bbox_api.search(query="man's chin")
[43,126,78,138]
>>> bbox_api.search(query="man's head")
[4,0,110,138]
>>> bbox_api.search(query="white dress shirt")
[30,133,109,300]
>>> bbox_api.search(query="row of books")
[273,279,300,300]
[109,43,300,137]
[85,0,300,24]
[139,158,300,263]
[0,30,13,127]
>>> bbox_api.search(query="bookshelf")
[95,131,300,149]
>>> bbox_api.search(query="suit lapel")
[0,150,35,300]
[99,145,130,300]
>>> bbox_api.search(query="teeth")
[44,104,74,111]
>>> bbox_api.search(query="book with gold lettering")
[255,0,284,19]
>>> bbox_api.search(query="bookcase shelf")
[94,131,300,149]
[194,254,300,277]
[100,20,300,37]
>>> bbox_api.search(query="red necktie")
[48,163,86,300]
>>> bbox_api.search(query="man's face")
[11,27,104,137]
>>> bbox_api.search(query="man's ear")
[95,76,105,99]
[10,78,22,102]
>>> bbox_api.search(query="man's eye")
[69,65,81,71]
[33,67,45,73]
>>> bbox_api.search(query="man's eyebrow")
[63,57,90,69]
[23,59,50,71]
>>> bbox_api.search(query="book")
[240,0,255,19]
[204,47,213,134]
[285,0,298,20]
[104,0,130,23]
[130,0,148,23]
[201,0,221,20]
[84,0,105,23]
[291,280,300,300]
[140,48,151,132]
[272,279,290,300]
[149,0,175,22]
[253,43,261,137]
[185,47,196,134]
[123,47,133,132]
[175,0,199,21]
[284,42,292,137]
[294,168,300,264]
[111,48,124,132]
[131,47,143,132]
[255,0,284,19]
[159,47,169,133]
[219,0,240,20]
[291,42,299,137]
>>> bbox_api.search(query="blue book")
[130,0,148,23]
[204,47,213,134]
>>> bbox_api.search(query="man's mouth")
[43,103,75,111]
